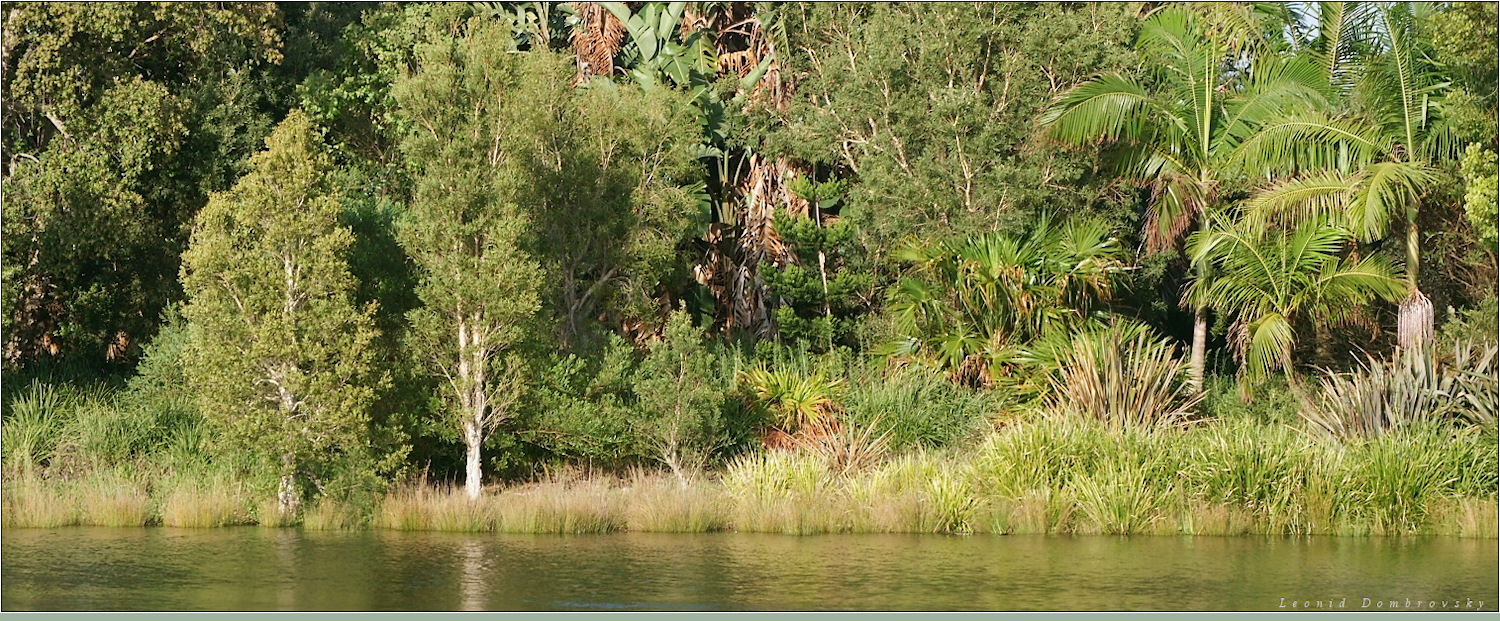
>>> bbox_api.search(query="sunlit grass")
[4,417,1495,537]
[1,475,78,528]
[159,475,252,527]
[74,470,151,527]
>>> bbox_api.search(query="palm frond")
[1242,171,1359,233]
[1040,73,1168,145]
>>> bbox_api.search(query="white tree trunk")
[277,452,300,517]
[464,421,483,500]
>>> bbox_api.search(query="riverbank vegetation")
[3,2,1497,536]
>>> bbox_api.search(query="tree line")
[3,2,1495,512]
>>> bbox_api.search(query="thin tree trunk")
[1189,307,1207,392]
[277,452,300,517]
[457,316,487,500]
[464,421,483,500]
[1397,216,1433,349]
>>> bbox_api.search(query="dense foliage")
[2,2,1495,522]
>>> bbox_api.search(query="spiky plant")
[1305,340,1499,439]
[1043,323,1203,431]
[738,364,845,436]
[802,417,892,479]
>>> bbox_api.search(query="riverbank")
[5,418,1495,537]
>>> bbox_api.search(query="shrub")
[1043,323,1202,430]
[842,364,993,452]
[1201,374,1301,425]
[1306,341,1498,439]
[634,311,735,481]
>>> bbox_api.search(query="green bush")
[1042,323,1202,430]
[1202,375,1301,425]
[842,364,993,452]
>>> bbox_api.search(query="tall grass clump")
[2,382,69,474]
[972,418,1110,496]
[1069,458,1173,535]
[74,469,151,527]
[1043,324,1202,430]
[375,484,492,532]
[842,364,994,452]
[493,478,623,534]
[1,474,78,527]
[1182,419,1313,532]
[722,450,844,533]
[301,497,369,530]
[159,473,252,527]
[621,472,727,533]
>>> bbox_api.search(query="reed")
[159,476,251,527]
[1,475,78,528]
[74,471,151,527]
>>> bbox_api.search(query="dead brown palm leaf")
[569,2,627,80]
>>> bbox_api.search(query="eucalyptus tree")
[1186,217,1408,384]
[1040,5,1329,390]
[1237,2,1466,348]
[392,24,547,500]
[180,111,381,517]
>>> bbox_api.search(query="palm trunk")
[1397,217,1433,349]
[1189,307,1207,392]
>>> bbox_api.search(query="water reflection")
[2,528,1495,611]
[458,539,487,611]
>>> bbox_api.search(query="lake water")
[2,528,1495,611]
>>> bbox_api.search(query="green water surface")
[2,528,1494,611]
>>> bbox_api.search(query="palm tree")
[1238,2,1460,348]
[1040,5,1328,390]
[1186,216,1408,384]
[883,214,1130,386]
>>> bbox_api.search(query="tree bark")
[464,420,483,500]
[1189,307,1207,393]
[277,452,300,517]
[1397,217,1433,349]
[458,315,489,501]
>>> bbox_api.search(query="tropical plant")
[1305,340,1499,439]
[883,213,1129,385]
[1041,5,1330,389]
[1042,322,1203,431]
[739,363,844,438]
[1244,2,1466,348]
[1186,218,1408,382]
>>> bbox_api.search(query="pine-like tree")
[180,110,382,516]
